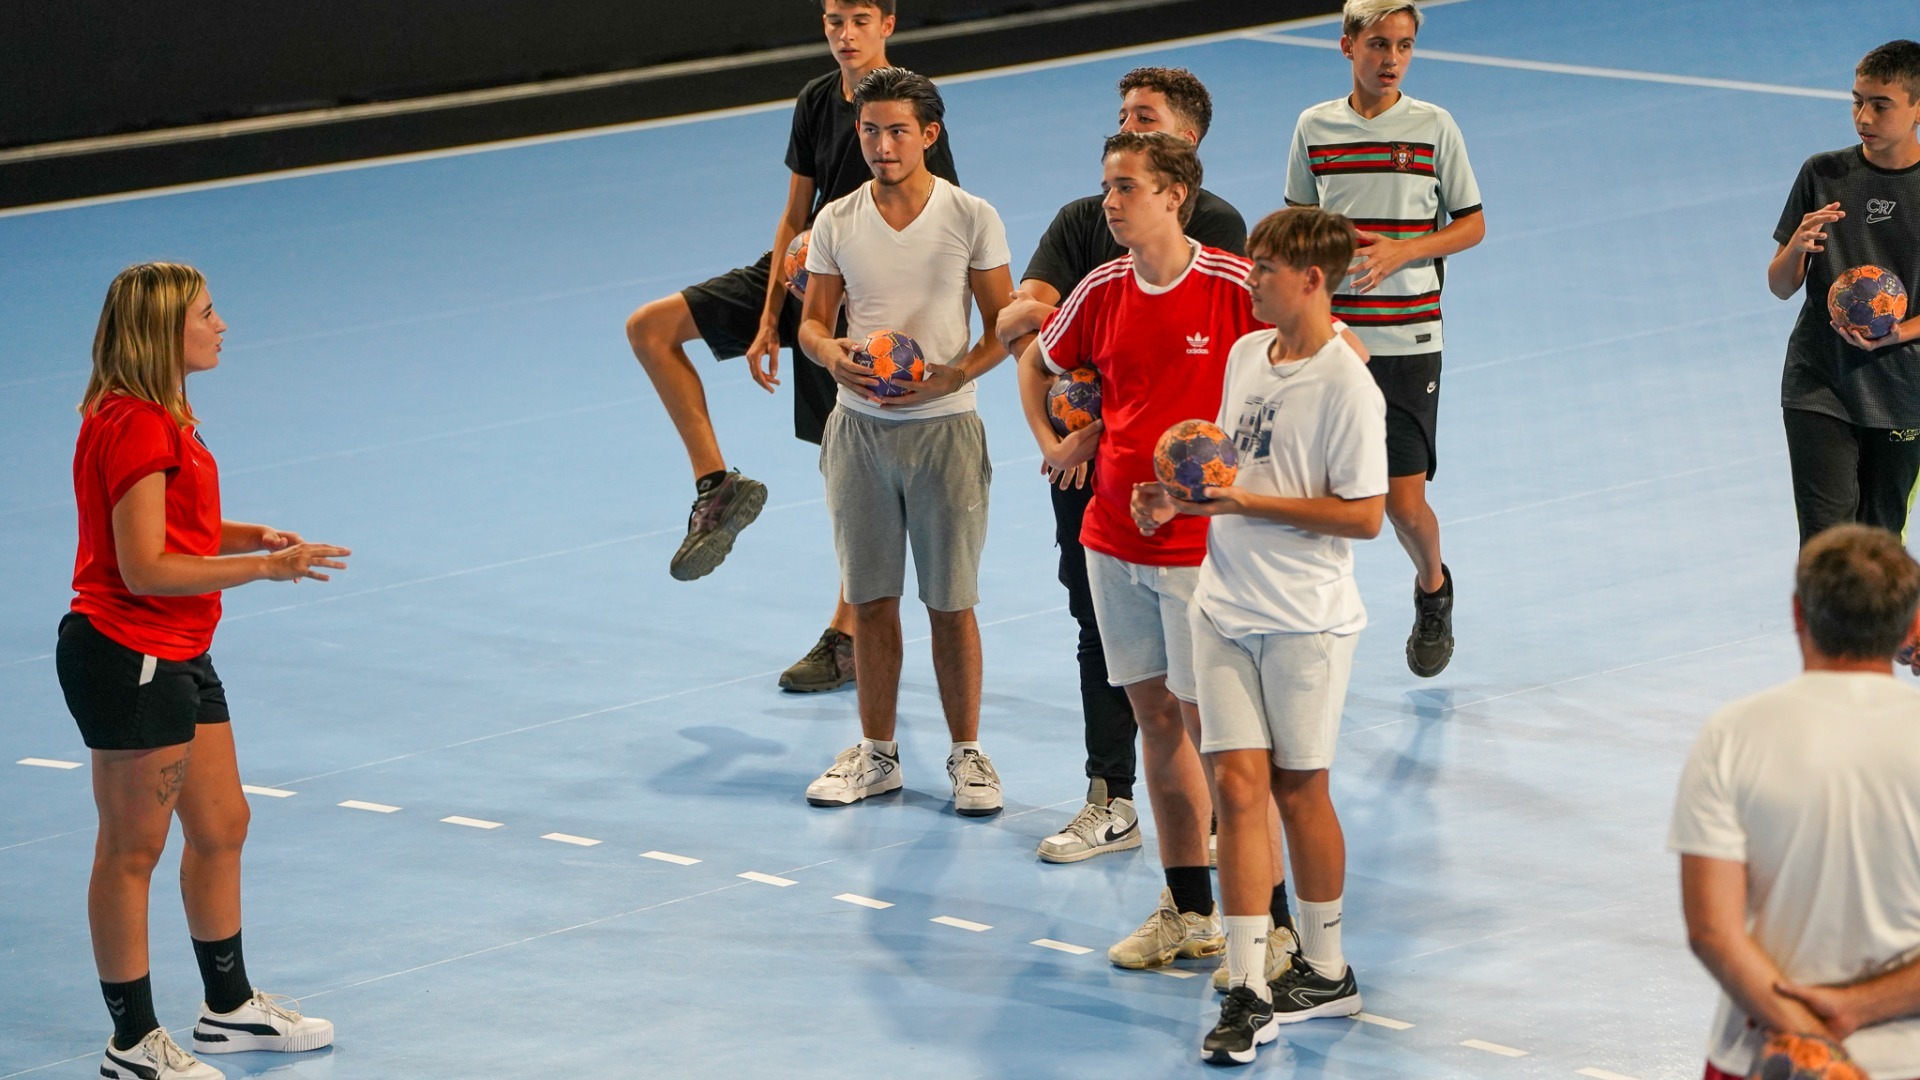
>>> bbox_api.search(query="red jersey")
[1039,243,1263,566]
[70,394,223,659]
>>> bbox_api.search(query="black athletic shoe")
[779,628,855,692]
[1268,961,1362,1023]
[1202,985,1278,1066]
[1406,563,1454,677]
[668,470,767,581]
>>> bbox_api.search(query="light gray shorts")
[1191,605,1357,770]
[1086,550,1201,703]
[820,408,990,611]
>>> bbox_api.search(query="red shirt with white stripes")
[1039,242,1264,566]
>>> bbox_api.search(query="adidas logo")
[1186,333,1211,355]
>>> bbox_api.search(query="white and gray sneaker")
[194,990,333,1054]
[102,1028,223,1080]
[947,747,1003,817]
[806,743,903,806]
[1109,886,1226,969]
[1037,778,1142,863]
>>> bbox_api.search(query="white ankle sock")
[949,740,981,757]
[863,738,898,757]
[1296,897,1345,979]
[1223,916,1272,998]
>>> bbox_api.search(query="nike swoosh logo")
[1099,820,1138,843]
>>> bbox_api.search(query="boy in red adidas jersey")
[59,264,347,1080]
[1019,132,1359,975]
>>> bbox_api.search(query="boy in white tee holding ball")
[1133,207,1386,1065]
[798,66,1014,816]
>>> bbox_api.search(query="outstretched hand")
[264,543,351,583]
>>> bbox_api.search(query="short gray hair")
[1343,0,1423,38]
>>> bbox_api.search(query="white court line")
[338,800,400,813]
[241,784,296,798]
[1153,967,1200,980]
[640,850,700,866]
[1031,939,1094,955]
[1354,1012,1414,1030]
[442,816,504,830]
[1577,1068,1643,1080]
[834,893,894,910]
[1248,32,1848,100]
[1461,1039,1529,1057]
[931,915,993,932]
[739,871,797,887]
[542,832,600,847]
[16,758,82,770]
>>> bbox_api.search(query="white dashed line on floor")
[930,916,991,932]
[541,832,600,846]
[1030,939,1094,955]
[1354,1012,1414,1030]
[1153,967,1201,980]
[834,893,893,910]
[442,816,504,830]
[1461,1039,1529,1057]
[17,758,83,770]
[739,871,797,887]
[1577,1068,1642,1080]
[339,800,401,813]
[241,784,296,798]
[640,850,700,866]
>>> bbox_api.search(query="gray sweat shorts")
[820,408,990,611]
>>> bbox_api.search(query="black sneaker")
[1268,960,1362,1023]
[1406,563,1454,677]
[1201,985,1278,1066]
[668,470,767,581]
[779,628,855,692]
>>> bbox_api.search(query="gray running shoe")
[779,628,855,693]
[1406,563,1454,677]
[668,470,767,581]
[1037,778,1141,863]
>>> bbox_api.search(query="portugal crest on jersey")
[1391,143,1416,172]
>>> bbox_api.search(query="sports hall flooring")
[0,1,1881,1075]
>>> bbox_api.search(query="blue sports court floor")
[0,1,1892,1075]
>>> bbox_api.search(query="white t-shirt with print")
[1669,672,1920,1078]
[1192,328,1388,637]
[806,177,1011,421]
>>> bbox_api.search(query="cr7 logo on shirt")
[1866,199,1896,224]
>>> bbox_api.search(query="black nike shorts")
[1367,351,1442,480]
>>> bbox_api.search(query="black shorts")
[55,612,229,751]
[681,251,842,446]
[1368,351,1442,480]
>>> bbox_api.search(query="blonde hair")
[81,262,205,428]
[1342,0,1422,38]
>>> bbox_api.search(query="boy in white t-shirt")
[797,67,1015,817]
[1133,207,1387,1065]
[1671,524,1920,1080]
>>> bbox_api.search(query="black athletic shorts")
[1368,351,1442,480]
[681,251,842,446]
[55,612,229,751]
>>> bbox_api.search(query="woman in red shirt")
[57,263,349,1080]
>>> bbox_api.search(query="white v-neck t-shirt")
[807,177,1011,421]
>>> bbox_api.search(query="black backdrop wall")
[1,0,1340,207]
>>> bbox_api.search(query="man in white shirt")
[797,67,1014,817]
[1671,523,1920,1080]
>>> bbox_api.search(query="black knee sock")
[102,974,160,1051]
[1270,881,1296,935]
[1165,866,1213,916]
[695,470,728,495]
[192,930,253,1014]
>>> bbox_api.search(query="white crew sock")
[863,738,898,758]
[1296,897,1345,979]
[1223,916,1272,999]
[949,740,981,757]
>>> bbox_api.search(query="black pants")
[1784,407,1920,547]
[1051,471,1137,786]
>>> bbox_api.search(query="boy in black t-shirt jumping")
[622,0,958,693]
[1769,40,1920,547]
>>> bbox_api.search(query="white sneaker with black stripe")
[806,743,903,806]
[193,991,333,1054]
[101,1028,223,1080]
[947,747,1003,817]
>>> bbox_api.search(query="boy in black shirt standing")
[995,68,1247,865]
[1770,39,1920,546]
[622,0,958,693]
